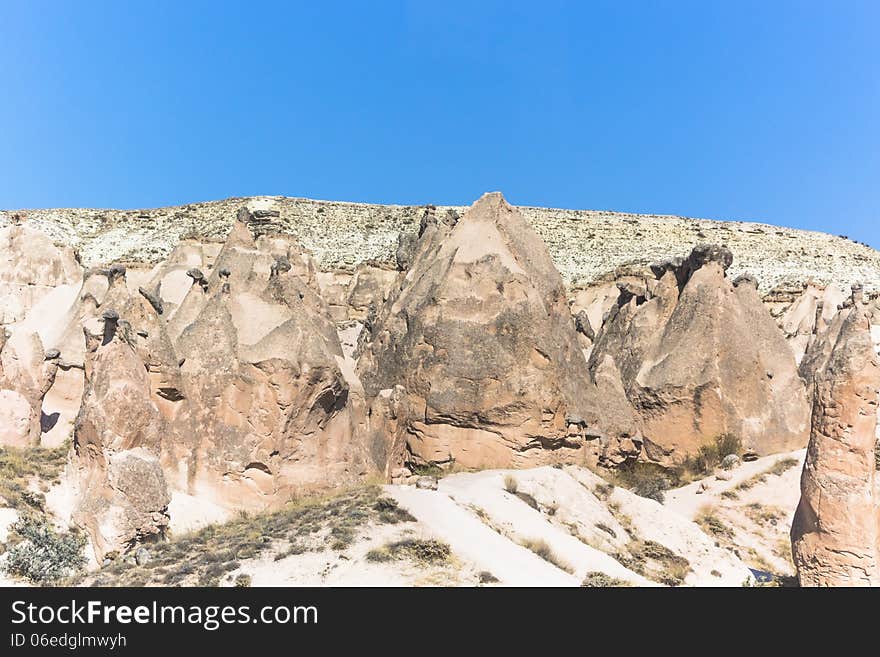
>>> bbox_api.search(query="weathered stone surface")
[588,245,810,463]
[167,211,375,508]
[6,196,879,296]
[358,192,642,471]
[72,317,171,560]
[0,225,81,325]
[791,300,880,586]
[0,329,58,446]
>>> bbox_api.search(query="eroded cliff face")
[2,193,878,564]
[791,296,880,586]
[587,245,811,463]
[357,193,641,472]
[167,211,374,508]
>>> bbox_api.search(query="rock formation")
[778,283,848,363]
[0,225,81,325]
[167,209,374,508]
[790,292,880,586]
[72,311,171,560]
[357,192,642,472]
[588,244,810,463]
[0,329,60,446]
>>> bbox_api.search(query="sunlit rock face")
[357,192,642,472]
[587,244,810,463]
[791,296,880,587]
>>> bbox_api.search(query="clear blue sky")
[2,1,877,246]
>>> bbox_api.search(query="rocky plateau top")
[3,195,879,294]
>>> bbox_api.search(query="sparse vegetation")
[581,571,631,587]
[478,571,499,584]
[695,507,735,540]
[521,537,573,573]
[766,457,799,476]
[374,497,416,524]
[734,457,799,493]
[69,485,419,586]
[2,515,86,584]
[592,482,614,500]
[611,462,671,503]
[616,539,691,586]
[380,539,451,565]
[514,491,539,510]
[683,434,742,476]
[595,522,617,538]
[234,573,251,587]
[366,547,393,562]
[503,475,518,494]
[0,443,69,512]
[744,503,785,526]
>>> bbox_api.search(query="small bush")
[593,482,614,500]
[581,571,631,587]
[521,538,573,573]
[3,516,86,584]
[478,571,499,583]
[613,462,671,502]
[387,539,451,564]
[234,573,252,587]
[503,475,518,494]
[366,547,393,562]
[374,497,416,524]
[685,434,742,475]
[695,508,735,540]
[616,540,691,586]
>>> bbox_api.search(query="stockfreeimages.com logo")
[11,599,318,631]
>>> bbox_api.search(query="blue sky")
[1,1,877,246]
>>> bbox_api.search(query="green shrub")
[685,434,742,475]
[3,516,86,584]
[611,461,673,502]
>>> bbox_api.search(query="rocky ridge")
[3,196,879,294]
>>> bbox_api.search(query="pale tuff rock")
[0,328,59,446]
[357,192,642,471]
[589,244,810,463]
[0,225,81,325]
[168,210,375,508]
[791,297,880,586]
[72,315,171,560]
[778,283,848,364]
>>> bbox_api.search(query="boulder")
[791,300,880,586]
[357,192,642,471]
